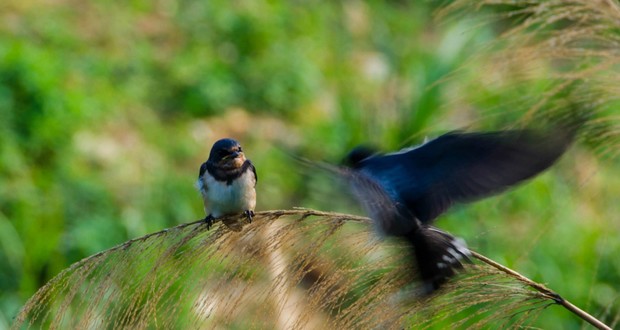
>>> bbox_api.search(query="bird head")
[208,138,247,169]
[342,145,377,168]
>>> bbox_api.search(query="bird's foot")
[203,214,215,230]
[244,210,254,224]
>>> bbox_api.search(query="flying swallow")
[338,129,574,293]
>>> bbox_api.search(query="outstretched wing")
[292,155,420,236]
[359,129,573,223]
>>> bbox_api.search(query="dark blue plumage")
[341,129,573,293]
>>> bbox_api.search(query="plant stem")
[59,210,612,329]
[471,251,611,330]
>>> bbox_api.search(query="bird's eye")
[238,147,243,152]
[218,150,228,156]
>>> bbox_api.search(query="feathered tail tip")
[404,226,472,295]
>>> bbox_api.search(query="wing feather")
[360,129,573,223]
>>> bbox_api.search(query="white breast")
[198,170,256,218]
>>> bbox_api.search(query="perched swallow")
[338,129,574,294]
[197,138,257,230]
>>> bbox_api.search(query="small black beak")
[223,151,240,160]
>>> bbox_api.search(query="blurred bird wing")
[297,158,418,235]
[361,129,573,223]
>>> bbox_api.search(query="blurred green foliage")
[0,0,618,328]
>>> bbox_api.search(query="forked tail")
[403,226,471,294]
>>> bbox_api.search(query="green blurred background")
[0,0,618,328]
